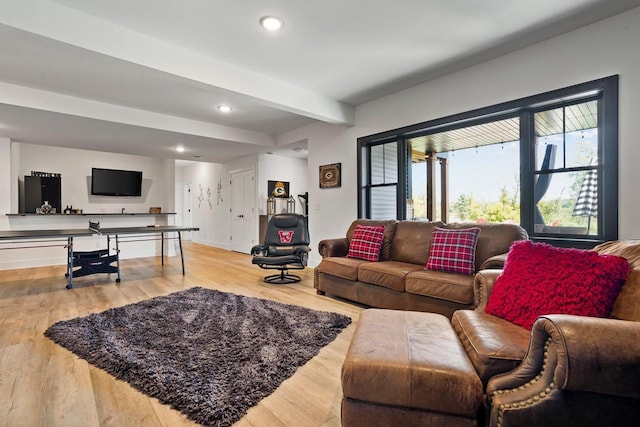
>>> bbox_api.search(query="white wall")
[257,153,309,215]
[15,143,170,214]
[297,7,640,265]
[0,138,11,215]
[1,143,177,269]
[179,161,232,248]
[179,154,309,251]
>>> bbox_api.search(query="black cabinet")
[24,176,61,213]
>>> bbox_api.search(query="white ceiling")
[1,0,639,164]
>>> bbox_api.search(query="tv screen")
[91,168,143,196]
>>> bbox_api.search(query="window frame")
[357,75,619,248]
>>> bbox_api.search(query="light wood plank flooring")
[0,243,364,427]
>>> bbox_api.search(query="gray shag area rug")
[44,286,351,426]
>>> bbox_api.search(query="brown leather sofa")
[315,219,528,318]
[341,240,640,426]
[451,239,640,426]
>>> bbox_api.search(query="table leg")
[66,236,74,289]
[115,235,121,283]
[161,232,165,266]
[179,231,185,275]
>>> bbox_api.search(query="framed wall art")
[268,180,290,198]
[319,163,341,188]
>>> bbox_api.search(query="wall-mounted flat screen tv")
[91,168,143,196]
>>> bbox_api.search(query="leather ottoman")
[341,309,483,427]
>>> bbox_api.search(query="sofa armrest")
[479,253,508,270]
[318,237,349,258]
[473,269,502,310]
[486,315,640,427]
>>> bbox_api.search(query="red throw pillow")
[426,227,481,275]
[347,225,385,262]
[485,240,630,330]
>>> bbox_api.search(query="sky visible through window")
[412,128,597,206]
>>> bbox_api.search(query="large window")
[532,101,599,236]
[358,76,618,247]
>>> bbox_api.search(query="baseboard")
[192,238,229,250]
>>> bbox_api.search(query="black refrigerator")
[24,176,62,213]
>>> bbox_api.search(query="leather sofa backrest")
[593,240,640,322]
[345,219,527,271]
[391,221,444,265]
[444,222,528,272]
[346,219,398,261]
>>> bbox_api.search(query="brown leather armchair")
[486,314,640,427]
[468,240,640,426]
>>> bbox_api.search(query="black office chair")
[251,213,310,284]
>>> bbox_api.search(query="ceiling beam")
[0,0,354,126]
[0,82,275,146]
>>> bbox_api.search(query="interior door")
[183,183,193,241]
[230,169,255,253]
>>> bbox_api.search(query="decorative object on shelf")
[149,207,162,214]
[298,192,309,217]
[89,220,100,231]
[36,201,55,214]
[31,170,61,177]
[74,209,83,214]
[267,195,276,215]
[268,180,289,198]
[287,196,296,213]
[64,205,73,215]
[319,163,341,188]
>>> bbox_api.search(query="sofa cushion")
[426,227,480,275]
[446,222,528,271]
[594,239,640,269]
[347,219,397,261]
[405,269,475,305]
[611,270,640,321]
[485,240,630,330]
[451,310,530,385]
[358,261,425,292]
[342,309,482,417]
[594,240,640,321]
[390,221,443,265]
[347,225,385,262]
[317,256,369,281]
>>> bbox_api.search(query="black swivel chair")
[251,213,310,284]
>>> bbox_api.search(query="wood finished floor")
[0,242,365,427]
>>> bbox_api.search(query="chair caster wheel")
[65,283,72,289]
[116,278,121,283]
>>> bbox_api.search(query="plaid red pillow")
[426,227,481,275]
[347,225,385,262]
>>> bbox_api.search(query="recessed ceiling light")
[175,146,185,153]
[217,105,232,113]
[260,16,284,32]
